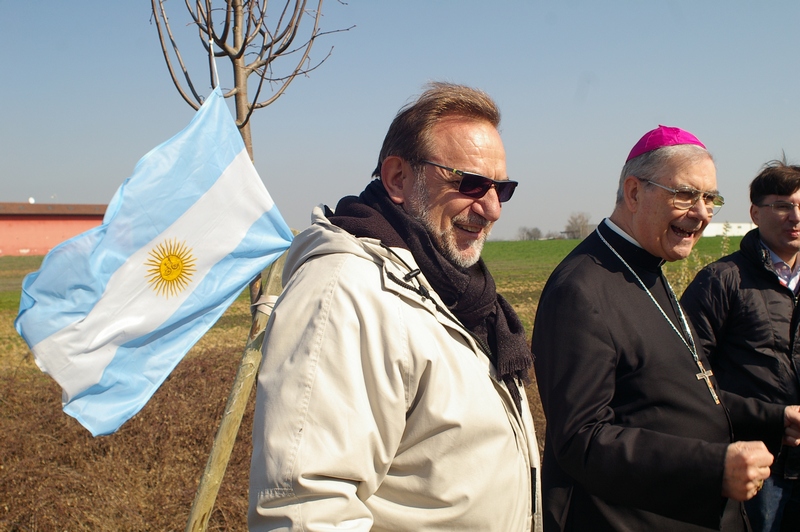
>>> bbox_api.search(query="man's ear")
[622,175,643,213]
[750,203,760,226]
[381,155,412,205]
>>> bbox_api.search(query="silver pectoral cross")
[695,360,721,405]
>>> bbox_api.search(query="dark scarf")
[327,179,532,411]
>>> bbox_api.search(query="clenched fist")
[721,441,772,501]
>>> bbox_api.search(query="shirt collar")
[761,240,800,291]
[762,241,799,272]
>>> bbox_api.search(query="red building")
[0,203,106,256]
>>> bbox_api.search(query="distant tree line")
[516,227,563,241]
[516,211,595,241]
[517,227,542,240]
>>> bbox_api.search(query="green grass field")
[0,235,741,357]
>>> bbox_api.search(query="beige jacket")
[249,206,542,531]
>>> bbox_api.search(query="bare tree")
[564,212,592,239]
[151,0,351,158]
[517,226,542,241]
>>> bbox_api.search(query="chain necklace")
[596,227,720,404]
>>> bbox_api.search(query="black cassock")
[532,220,785,531]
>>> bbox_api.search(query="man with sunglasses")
[682,160,800,531]
[532,126,800,531]
[249,82,542,531]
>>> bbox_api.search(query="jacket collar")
[740,228,778,272]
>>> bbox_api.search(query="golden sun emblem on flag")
[145,239,196,297]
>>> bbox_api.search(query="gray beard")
[407,176,488,269]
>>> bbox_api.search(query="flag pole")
[185,250,288,532]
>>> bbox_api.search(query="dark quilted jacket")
[682,228,800,477]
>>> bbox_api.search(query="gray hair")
[615,144,713,204]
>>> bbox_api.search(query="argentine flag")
[15,88,293,437]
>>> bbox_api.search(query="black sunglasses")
[421,160,518,202]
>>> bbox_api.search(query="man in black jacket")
[683,160,800,531]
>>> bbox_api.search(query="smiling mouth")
[455,223,484,234]
[671,225,699,238]
[453,215,490,236]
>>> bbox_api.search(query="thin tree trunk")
[231,0,254,159]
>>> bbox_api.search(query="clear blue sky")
[2,1,799,240]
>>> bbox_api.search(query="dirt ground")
[1,348,255,531]
[1,296,258,531]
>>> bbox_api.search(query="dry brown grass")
[1,299,255,531]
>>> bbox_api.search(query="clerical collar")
[603,218,642,248]
[599,219,666,272]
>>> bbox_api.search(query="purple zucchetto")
[626,125,707,162]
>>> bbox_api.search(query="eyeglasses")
[760,201,800,216]
[641,179,725,215]
[421,160,518,202]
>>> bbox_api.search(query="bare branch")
[151,0,202,109]
[249,23,349,85]
[207,1,236,55]
[183,0,203,29]
[242,0,257,46]
[215,0,233,45]
[252,46,333,111]
[244,0,300,64]
[263,1,306,60]
[249,1,314,74]
[154,0,351,156]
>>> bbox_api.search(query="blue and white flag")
[15,88,293,436]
